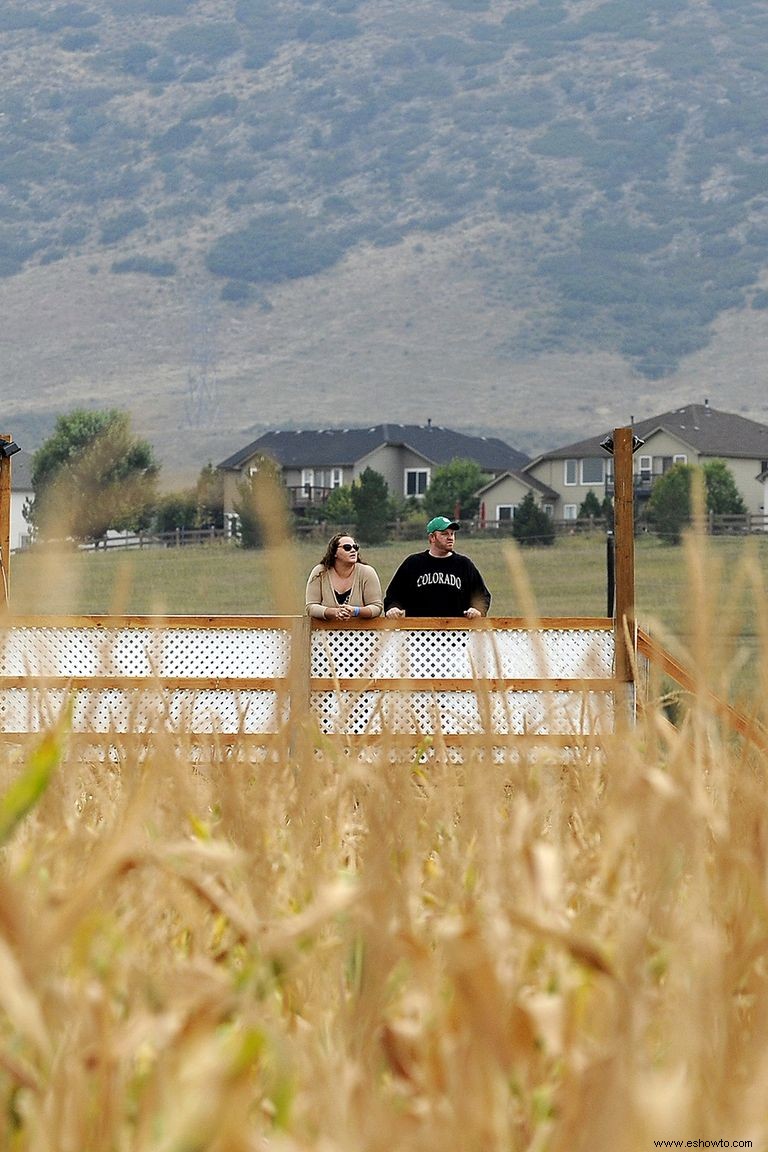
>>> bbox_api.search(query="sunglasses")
[339,543,359,552]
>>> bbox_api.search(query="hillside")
[3,0,768,482]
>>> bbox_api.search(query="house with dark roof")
[217,423,530,517]
[10,453,33,551]
[524,402,768,520]
[474,470,559,527]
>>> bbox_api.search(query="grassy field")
[1,527,768,1148]
[9,529,768,638]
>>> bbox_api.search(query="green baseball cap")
[426,516,460,533]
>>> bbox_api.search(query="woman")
[305,534,383,621]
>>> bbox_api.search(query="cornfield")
[0,524,766,1151]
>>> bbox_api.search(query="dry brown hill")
[4,0,768,483]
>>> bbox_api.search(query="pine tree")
[512,491,555,547]
[351,467,390,544]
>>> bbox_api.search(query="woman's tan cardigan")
[305,563,383,619]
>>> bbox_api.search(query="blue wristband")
[353,606,360,617]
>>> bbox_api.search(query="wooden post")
[0,435,12,608]
[606,530,615,617]
[612,426,635,684]
[288,613,312,759]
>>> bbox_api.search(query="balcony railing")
[604,474,655,497]
[287,485,334,508]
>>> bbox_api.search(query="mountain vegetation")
[4,0,768,475]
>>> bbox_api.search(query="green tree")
[646,462,694,544]
[30,409,159,543]
[512,491,555,547]
[647,460,746,543]
[195,462,225,529]
[350,467,390,544]
[578,489,603,520]
[323,485,356,524]
[153,490,197,533]
[702,459,747,515]
[233,455,287,549]
[424,458,490,521]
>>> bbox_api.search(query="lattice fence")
[311,619,616,741]
[0,616,619,745]
[0,617,294,737]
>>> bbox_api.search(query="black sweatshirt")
[384,550,491,617]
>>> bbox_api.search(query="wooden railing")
[0,616,620,753]
[636,627,768,751]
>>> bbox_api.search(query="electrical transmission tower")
[184,288,220,429]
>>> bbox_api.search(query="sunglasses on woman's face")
[339,543,359,552]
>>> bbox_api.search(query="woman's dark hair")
[319,533,363,568]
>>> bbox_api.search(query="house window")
[331,468,343,488]
[580,458,604,485]
[497,505,515,522]
[673,453,687,465]
[301,468,314,496]
[563,504,578,521]
[405,468,429,497]
[564,459,577,486]
[638,454,652,476]
[543,503,553,517]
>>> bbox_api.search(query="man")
[384,515,491,618]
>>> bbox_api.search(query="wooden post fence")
[612,426,636,686]
[0,435,13,610]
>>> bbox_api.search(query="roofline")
[476,469,559,500]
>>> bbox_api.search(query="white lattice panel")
[0,620,617,741]
[311,627,614,680]
[0,688,284,734]
[0,627,291,678]
[311,690,614,736]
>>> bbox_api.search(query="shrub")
[153,490,198,533]
[165,23,241,61]
[233,457,288,549]
[183,94,239,121]
[146,56,179,83]
[295,14,360,42]
[110,256,176,277]
[151,122,202,154]
[60,31,99,51]
[421,35,504,67]
[646,463,694,544]
[67,108,108,144]
[578,490,603,520]
[99,209,148,245]
[220,279,252,302]
[323,485,356,524]
[351,469,390,544]
[702,460,747,516]
[512,491,555,546]
[206,212,349,285]
[42,4,101,31]
[118,43,157,75]
[0,9,41,30]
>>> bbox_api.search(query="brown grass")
[1,523,767,1149]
